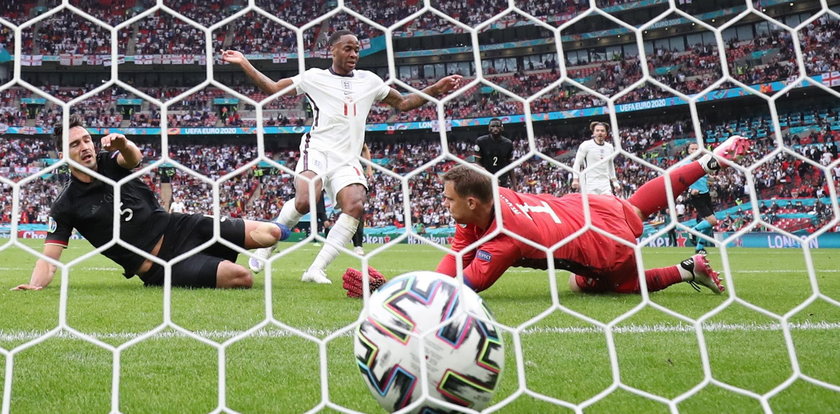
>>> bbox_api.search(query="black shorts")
[140,213,246,288]
[690,192,715,219]
[315,193,328,222]
[497,173,511,188]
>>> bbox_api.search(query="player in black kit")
[12,117,288,290]
[473,118,515,188]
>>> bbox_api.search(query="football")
[354,271,505,413]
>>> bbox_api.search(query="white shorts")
[296,146,367,204]
[579,179,613,195]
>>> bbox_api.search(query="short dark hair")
[589,121,610,132]
[489,118,503,127]
[442,164,493,204]
[51,115,85,151]
[687,142,700,151]
[328,30,355,47]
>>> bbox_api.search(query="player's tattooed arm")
[383,75,463,112]
[221,50,295,95]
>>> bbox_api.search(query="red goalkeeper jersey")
[436,188,644,292]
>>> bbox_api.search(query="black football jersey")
[46,151,170,277]
[474,135,514,175]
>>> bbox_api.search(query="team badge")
[48,217,57,233]
[477,250,492,262]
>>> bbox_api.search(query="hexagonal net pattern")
[1,0,840,413]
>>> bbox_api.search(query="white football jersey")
[291,68,391,158]
[572,139,617,190]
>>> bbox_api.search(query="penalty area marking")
[0,267,121,272]
[1,321,839,342]
[2,267,838,274]
[3,267,833,274]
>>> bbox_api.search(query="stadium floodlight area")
[1,0,839,413]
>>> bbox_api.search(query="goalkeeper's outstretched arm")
[12,244,64,291]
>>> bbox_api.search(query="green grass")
[1,240,839,413]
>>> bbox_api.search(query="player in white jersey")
[571,121,620,195]
[222,30,461,284]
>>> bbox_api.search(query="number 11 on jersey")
[343,103,357,116]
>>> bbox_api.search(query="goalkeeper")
[344,136,749,296]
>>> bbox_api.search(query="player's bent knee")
[343,200,365,218]
[293,198,315,214]
[338,190,366,217]
[217,262,253,289]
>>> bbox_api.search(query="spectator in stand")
[169,195,186,214]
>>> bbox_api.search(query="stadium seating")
[2,0,838,234]
[2,112,837,234]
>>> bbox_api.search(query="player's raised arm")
[221,50,295,95]
[11,244,64,291]
[382,75,462,112]
[101,133,142,169]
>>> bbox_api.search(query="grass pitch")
[0,239,838,413]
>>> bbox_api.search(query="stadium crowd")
[8,0,839,130]
[0,1,51,26]
[69,0,150,26]
[20,10,111,56]
[222,12,298,56]
[725,28,797,86]
[3,0,839,235]
[647,43,723,94]
[799,14,840,76]
[128,10,207,56]
[10,69,723,129]
[3,105,838,235]
[9,0,832,89]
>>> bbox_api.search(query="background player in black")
[12,117,287,290]
[353,143,373,255]
[473,118,515,188]
[310,189,332,237]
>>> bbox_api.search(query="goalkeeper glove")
[342,266,388,299]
